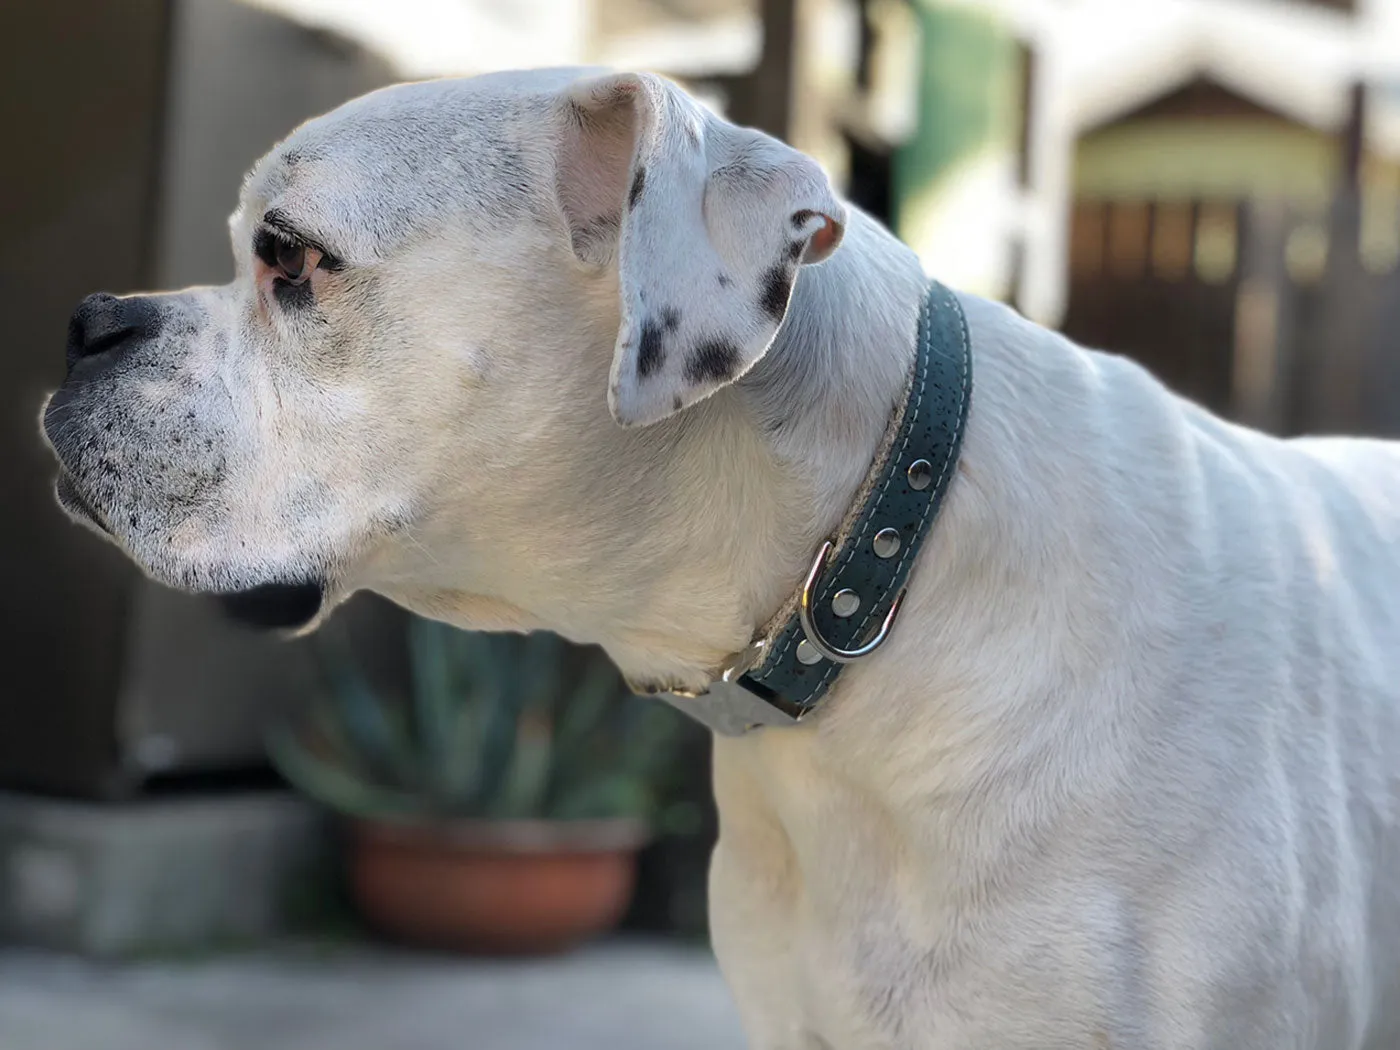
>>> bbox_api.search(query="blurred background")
[2,0,1399,1046]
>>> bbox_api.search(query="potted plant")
[268,618,693,955]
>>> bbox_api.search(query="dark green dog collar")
[664,280,972,735]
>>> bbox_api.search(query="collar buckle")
[666,639,767,701]
[721,639,768,682]
[796,540,908,664]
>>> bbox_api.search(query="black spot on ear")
[673,395,683,412]
[638,319,667,378]
[685,339,741,383]
[759,264,794,321]
[787,240,807,262]
[717,273,732,288]
[628,166,647,210]
[638,308,680,378]
[791,209,816,229]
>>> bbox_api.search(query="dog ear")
[555,72,846,427]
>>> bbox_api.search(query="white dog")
[40,68,1400,1049]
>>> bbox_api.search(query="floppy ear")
[555,72,847,427]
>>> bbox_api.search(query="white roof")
[239,0,759,80]
[955,0,1400,147]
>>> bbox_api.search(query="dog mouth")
[54,471,113,537]
[54,466,326,632]
[215,581,325,630]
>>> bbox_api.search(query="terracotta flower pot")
[350,816,650,955]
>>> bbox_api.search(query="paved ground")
[0,938,745,1050]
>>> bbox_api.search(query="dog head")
[39,68,845,644]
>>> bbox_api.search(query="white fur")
[41,69,1400,1049]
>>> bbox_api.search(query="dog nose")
[66,292,159,373]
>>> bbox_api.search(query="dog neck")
[606,210,934,693]
[383,210,935,697]
[744,208,930,521]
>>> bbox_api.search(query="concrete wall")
[0,0,406,793]
[0,0,173,796]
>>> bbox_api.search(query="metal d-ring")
[797,541,906,664]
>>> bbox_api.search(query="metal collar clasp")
[796,541,906,664]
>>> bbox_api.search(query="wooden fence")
[1061,191,1400,439]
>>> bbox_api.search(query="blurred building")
[896,0,1400,433]
[895,0,1400,313]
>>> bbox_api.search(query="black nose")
[66,292,160,373]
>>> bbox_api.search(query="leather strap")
[662,280,972,734]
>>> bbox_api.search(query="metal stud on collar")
[831,589,860,617]
[907,458,934,491]
[796,540,906,664]
[872,528,901,558]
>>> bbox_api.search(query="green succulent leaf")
[275,620,693,825]
[312,630,418,788]
[267,721,423,819]
[549,773,653,821]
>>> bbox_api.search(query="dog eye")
[253,225,336,289]
[273,237,321,285]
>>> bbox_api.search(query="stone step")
[0,790,328,957]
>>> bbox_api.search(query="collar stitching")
[795,282,969,699]
[745,293,933,685]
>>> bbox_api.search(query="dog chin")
[54,472,114,538]
[215,580,327,631]
[54,473,328,631]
